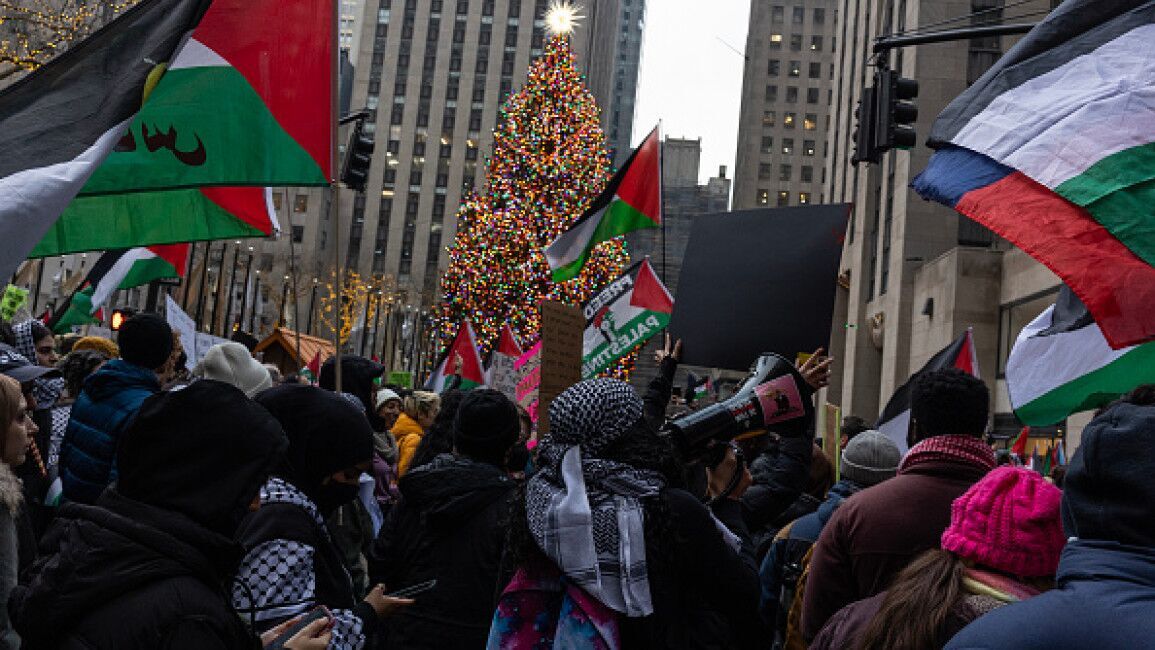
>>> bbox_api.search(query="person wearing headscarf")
[492,378,762,649]
[371,389,520,648]
[234,385,411,649]
[11,381,292,649]
[10,320,64,421]
[318,355,387,430]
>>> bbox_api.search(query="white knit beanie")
[194,342,273,398]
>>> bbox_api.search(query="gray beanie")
[193,342,272,398]
[841,430,901,487]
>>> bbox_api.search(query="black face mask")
[313,481,361,516]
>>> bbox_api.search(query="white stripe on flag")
[953,24,1155,189]
[90,248,155,314]
[169,38,229,70]
[877,409,910,455]
[544,201,611,270]
[0,119,132,280]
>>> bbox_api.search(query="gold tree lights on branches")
[0,0,137,81]
[436,33,632,375]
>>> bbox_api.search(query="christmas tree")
[437,30,630,369]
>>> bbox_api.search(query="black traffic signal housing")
[851,87,879,165]
[341,121,375,192]
[873,68,919,154]
[109,307,136,331]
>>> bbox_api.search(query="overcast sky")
[632,0,751,189]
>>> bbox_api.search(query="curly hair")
[910,368,989,443]
[57,349,109,398]
[408,389,465,470]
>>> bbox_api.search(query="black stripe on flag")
[0,0,211,177]
[46,249,128,332]
[1037,285,1094,337]
[875,330,972,449]
[929,0,1155,146]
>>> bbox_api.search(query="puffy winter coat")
[945,541,1155,650]
[393,413,425,476]
[11,489,258,650]
[371,453,516,649]
[59,360,159,503]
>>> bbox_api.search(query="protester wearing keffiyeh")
[526,378,668,618]
[12,320,64,410]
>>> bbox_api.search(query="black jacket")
[11,489,258,650]
[370,453,516,649]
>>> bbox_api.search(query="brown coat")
[799,457,989,643]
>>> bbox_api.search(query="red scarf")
[899,434,996,474]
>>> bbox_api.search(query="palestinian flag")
[426,321,486,392]
[876,329,979,452]
[581,258,674,379]
[486,324,524,399]
[0,0,211,280]
[49,244,189,333]
[301,350,322,383]
[544,126,662,282]
[1006,286,1155,426]
[687,373,712,402]
[912,1,1155,349]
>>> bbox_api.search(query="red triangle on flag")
[497,324,523,357]
[307,350,321,375]
[616,127,662,225]
[444,321,486,385]
[148,243,192,277]
[629,259,674,314]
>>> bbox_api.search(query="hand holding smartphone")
[265,607,332,650]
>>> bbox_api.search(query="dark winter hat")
[318,355,385,413]
[117,313,173,370]
[840,430,901,487]
[1062,401,1155,547]
[116,380,288,537]
[454,388,520,461]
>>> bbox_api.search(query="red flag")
[307,351,321,376]
[1011,425,1030,458]
[496,324,523,357]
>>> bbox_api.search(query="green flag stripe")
[1016,343,1155,425]
[551,200,658,282]
[119,254,179,288]
[79,66,326,195]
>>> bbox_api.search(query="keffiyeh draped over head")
[526,378,667,618]
[13,320,63,410]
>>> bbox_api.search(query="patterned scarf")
[526,379,666,618]
[898,434,997,475]
[962,567,1041,603]
[12,320,64,410]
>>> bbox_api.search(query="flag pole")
[657,121,666,282]
[287,194,304,371]
[330,0,343,393]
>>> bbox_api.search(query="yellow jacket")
[394,412,425,476]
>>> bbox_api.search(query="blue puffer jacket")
[945,540,1155,650]
[59,360,159,504]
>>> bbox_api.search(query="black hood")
[257,384,374,514]
[13,493,241,647]
[1062,401,1155,547]
[318,355,385,414]
[398,453,514,529]
[116,380,288,537]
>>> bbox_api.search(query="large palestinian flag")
[426,320,486,392]
[876,329,979,452]
[581,258,674,378]
[544,126,662,282]
[912,0,1155,349]
[1007,286,1155,425]
[49,244,189,333]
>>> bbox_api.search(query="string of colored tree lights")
[436,33,635,378]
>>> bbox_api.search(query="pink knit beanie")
[941,466,1065,577]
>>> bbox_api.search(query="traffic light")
[341,121,375,192]
[850,87,879,165]
[109,308,136,331]
[873,68,919,153]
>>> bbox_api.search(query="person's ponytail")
[856,548,965,650]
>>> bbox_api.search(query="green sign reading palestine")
[581,258,674,379]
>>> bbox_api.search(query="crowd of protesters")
[0,312,1152,649]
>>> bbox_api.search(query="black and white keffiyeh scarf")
[12,321,63,410]
[526,378,667,618]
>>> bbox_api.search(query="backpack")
[488,560,622,650]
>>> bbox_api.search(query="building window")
[786,86,798,103]
[808,62,821,79]
[813,7,825,24]
[294,195,308,212]
[770,33,783,49]
[803,139,815,156]
[801,166,813,182]
[771,5,784,23]
[291,225,304,243]
[784,112,796,128]
[762,110,776,127]
[757,189,770,205]
[760,135,774,153]
[272,192,283,211]
[765,85,778,102]
[799,192,811,204]
[759,163,773,179]
[792,6,804,24]
[782,137,794,154]
[777,191,790,206]
[767,59,780,76]
[806,87,820,104]
[810,36,823,51]
[788,60,801,77]
[790,34,802,51]
[780,164,792,181]
[804,113,817,130]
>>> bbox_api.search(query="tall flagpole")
[330,0,343,392]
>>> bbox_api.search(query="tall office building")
[822,0,1083,443]
[733,0,838,211]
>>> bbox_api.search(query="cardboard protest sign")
[580,258,674,379]
[538,300,583,434]
[669,205,850,370]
